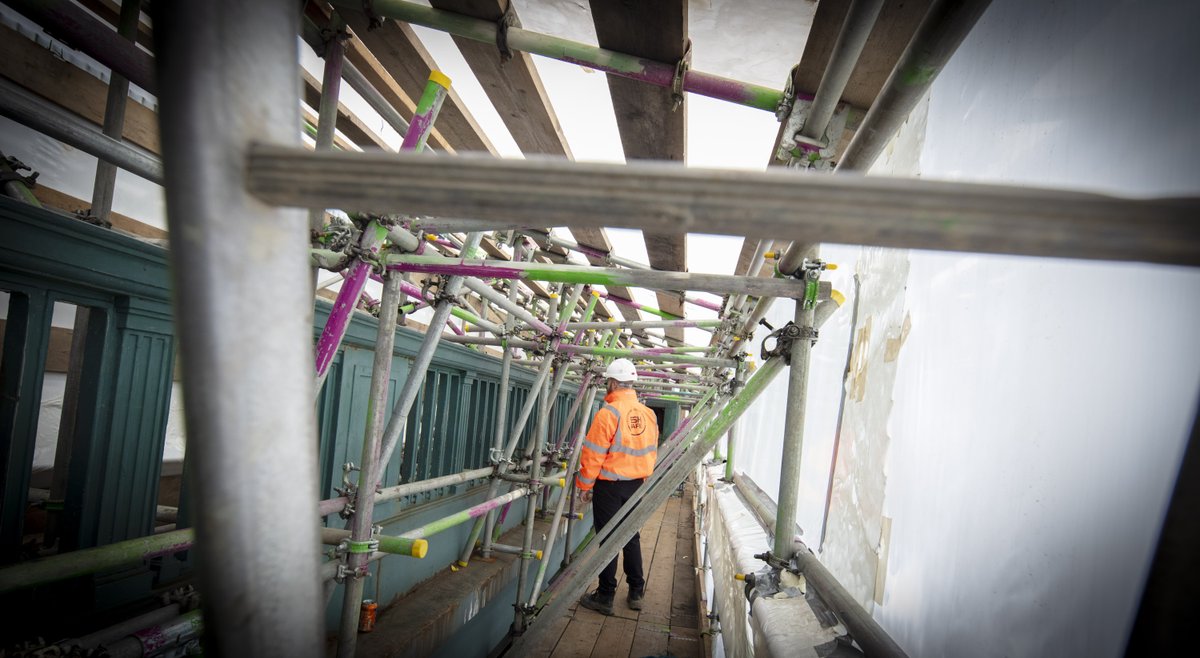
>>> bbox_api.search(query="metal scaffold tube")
[443,335,740,369]
[386,253,811,299]
[514,369,552,631]
[0,528,194,594]
[89,0,141,222]
[773,301,817,559]
[317,465,495,517]
[837,0,995,173]
[309,13,347,272]
[327,0,783,113]
[336,272,403,658]
[314,71,453,396]
[799,0,886,144]
[567,319,720,331]
[0,78,163,184]
[153,1,324,654]
[531,384,598,603]
[370,232,482,489]
[459,355,557,567]
[479,276,524,559]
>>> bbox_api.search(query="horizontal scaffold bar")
[327,0,784,112]
[246,146,1200,267]
[384,254,815,299]
[565,319,722,331]
[442,335,740,369]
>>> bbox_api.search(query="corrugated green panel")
[88,298,174,548]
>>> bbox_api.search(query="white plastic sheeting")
[702,465,847,658]
[704,465,767,657]
[730,1,1200,656]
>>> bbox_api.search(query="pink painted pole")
[313,72,452,396]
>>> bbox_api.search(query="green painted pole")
[0,529,194,593]
[328,0,784,113]
[401,488,528,540]
[320,527,428,558]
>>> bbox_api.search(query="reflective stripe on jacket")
[576,387,660,491]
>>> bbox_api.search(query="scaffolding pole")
[88,0,141,222]
[773,300,817,559]
[326,0,783,112]
[336,271,402,658]
[314,71,451,395]
[153,1,324,654]
[386,253,810,299]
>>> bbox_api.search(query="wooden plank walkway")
[528,484,703,658]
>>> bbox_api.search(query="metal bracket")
[778,99,854,171]
[1,156,38,189]
[489,447,506,465]
[671,39,693,112]
[759,321,818,363]
[775,64,798,122]
[73,209,112,230]
[362,0,386,30]
[496,0,519,62]
[335,562,370,583]
[318,18,350,58]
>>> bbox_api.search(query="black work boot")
[627,587,645,611]
[580,590,615,616]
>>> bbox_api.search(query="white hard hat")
[603,358,638,382]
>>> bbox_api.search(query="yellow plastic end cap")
[831,290,846,306]
[536,550,544,559]
[734,573,746,581]
[424,233,438,241]
[463,324,472,332]
[549,293,559,299]
[764,251,776,259]
[826,263,838,270]
[590,290,601,297]
[558,478,566,488]
[408,540,428,559]
[428,70,452,89]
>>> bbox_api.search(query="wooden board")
[588,0,689,342]
[552,614,605,658]
[76,0,153,51]
[340,6,497,154]
[590,616,637,658]
[30,186,168,241]
[303,1,456,154]
[300,69,390,150]
[430,0,572,158]
[791,0,934,110]
[0,22,160,154]
[300,106,359,152]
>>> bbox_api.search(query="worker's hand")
[578,489,593,505]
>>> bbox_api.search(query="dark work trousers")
[592,478,646,595]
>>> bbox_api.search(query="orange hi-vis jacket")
[576,387,660,491]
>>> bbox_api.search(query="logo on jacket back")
[628,412,646,436]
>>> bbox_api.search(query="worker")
[576,358,660,616]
